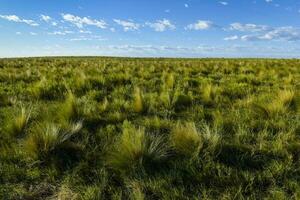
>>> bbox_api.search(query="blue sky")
[0,0,300,58]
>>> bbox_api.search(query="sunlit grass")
[25,121,82,160]
[0,58,299,199]
[107,121,168,174]
[7,106,32,137]
[170,122,203,158]
[201,82,218,105]
[132,87,143,113]
[254,89,297,118]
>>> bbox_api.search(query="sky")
[0,0,300,58]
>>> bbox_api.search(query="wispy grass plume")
[253,89,297,118]
[25,121,83,161]
[107,121,168,174]
[8,106,32,137]
[170,122,203,158]
[133,87,143,113]
[59,91,82,122]
[201,82,218,105]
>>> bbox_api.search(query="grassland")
[0,57,299,199]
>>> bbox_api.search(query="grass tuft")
[253,89,297,118]
[25,121,83,161]
[170,122,203,158]
[127,180,145,200]
[107,121,167,174]
[59,91,82,122]
[201,82,218,105]
[133,87,143,113]
[201,124,220,154]
[8,106,32,137]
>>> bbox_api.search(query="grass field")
[0,57,299,199]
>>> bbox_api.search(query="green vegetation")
[0,57,299,199]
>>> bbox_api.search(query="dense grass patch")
[0,57,299,199]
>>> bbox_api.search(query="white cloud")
[224,35,239,41]
[90,44,300,58]
[3,44,300,58]
[0,14,39,26]
[16,32,21,35]
[265,0,272,3]
[48,31,73,35]
[184,4,189,8]
[40,15,51,22]
[79,30,92,34]
[228,22,300,42]
[230,23,270,32]
[30,32,37,35]
[61,13,107,29]
[40,14,58,26]
[69,38,91,41]
[241,27,300,41]
[219,1,228,6]
[113,19,140,31]
[49,31,66,35]
[69,35,106,41]
[146,19,175,32]
[186,20,213,30]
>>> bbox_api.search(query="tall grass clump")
[162,72,175,90]
[254,89,297,118]
[166,73,174,89]
[98,97,109,113]
[107,121,168,174]
[159,90,171,109]
[53,185,78,200]
[30,77,47,98]
[8,106,32,137]
[132,87,143,113]
[278,89,298,112]
[59,91,82,122]
[170,122,203,158]
[201,124,221,155]
[73,71,87,90]
[25,121,82,161]
[201,82,218,105]
[30,77,67,100]
[127,180,145,200]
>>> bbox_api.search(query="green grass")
[25,121,83,162]
[170,122,202,158]
[132,87,144,113]
[6,106,32,137]
[107,121,168,175]
[0,57,299,199]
